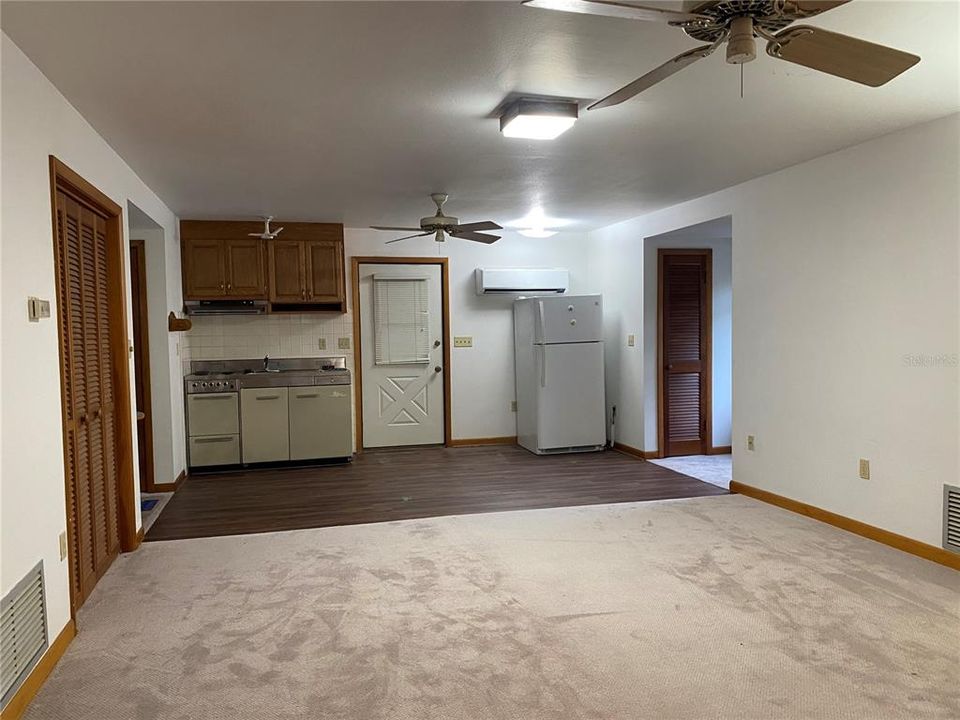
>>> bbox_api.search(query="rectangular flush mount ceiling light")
[500,99,578,140]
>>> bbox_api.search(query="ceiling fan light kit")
[523,0,921,109]
[500,98,579,140]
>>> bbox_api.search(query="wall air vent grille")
[944,484,960,554]
[0,561,48,708]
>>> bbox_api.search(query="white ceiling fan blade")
[454,221,502,233]
[371,225,423,232]
[453,231,500,244]
[385,232,431,244]
[767,26,920,87]
[589,43,716,110]
[782,1,852,17]
[522,0,708,23]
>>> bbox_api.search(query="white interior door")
[359,263,445,448]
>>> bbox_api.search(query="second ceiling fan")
[523,0,921,109]
[371,194,503,244]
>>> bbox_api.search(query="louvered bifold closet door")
[662,254,709,457]
[55,190,120,611]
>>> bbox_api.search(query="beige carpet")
[25,495,959,720]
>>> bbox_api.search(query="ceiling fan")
[523,0,921,109]
[371,194,503,244]
[248,216,284,240]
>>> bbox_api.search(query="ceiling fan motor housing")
[679,0,798,44]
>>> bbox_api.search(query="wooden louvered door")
[659,250,712,458]
[55,188,122,611]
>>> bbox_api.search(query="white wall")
[185,228,593,443]
[642,230,732,452]
[0,35,184,644]
[591,113,959,548]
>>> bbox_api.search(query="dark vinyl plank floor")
[145,445,728,541]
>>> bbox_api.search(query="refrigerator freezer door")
[534,342,606,451]
[536,295,603,344]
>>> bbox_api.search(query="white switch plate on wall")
[627,334,635,347]
[318,338,327,350]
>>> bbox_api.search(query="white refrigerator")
[514,294,606,455]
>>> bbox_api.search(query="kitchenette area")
[173,219,357,472]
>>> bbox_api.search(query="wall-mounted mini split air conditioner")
[475,268,569,295]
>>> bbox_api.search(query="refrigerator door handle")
[540,345,546,388]
[536,300,545,344]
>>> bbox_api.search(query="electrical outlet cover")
[859,458,870,480]
[747,435,755,451]
[338,337,351,350]
[318,338,327,350]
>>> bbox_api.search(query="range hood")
[184,300,268,316]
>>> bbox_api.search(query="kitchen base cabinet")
[241,388,290,463]
[289,386,353,460]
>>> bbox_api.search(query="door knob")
[434,366,442,373]
[433,340,441,348]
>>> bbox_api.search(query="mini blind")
[373,276,430,365]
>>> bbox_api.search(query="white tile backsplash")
[182,313,353,368]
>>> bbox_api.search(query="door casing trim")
[129,239,157,493]
[657,248,713,459]
[351,256,452,452]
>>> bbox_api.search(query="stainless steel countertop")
[185,357,350,393]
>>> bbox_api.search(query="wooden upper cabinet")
[224,238,267,298]
[181,220,344,309]
[181,222,268,300]
[182,237,225,298]
[306,240,344,302]
[270,240,307,303]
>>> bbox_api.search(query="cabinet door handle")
[256,395,281,400]
[295,393,319,399]
[194,395,234,401]
[227,283,232,291]
[195,436,234,444]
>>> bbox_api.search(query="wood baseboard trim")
[447,436,517,447]
[709,445,732,455]
[151,469,186,493]
[612,442,659,460]
[0,619,76,720]
[730,481,960,571]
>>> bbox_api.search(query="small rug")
[140,498,159,512]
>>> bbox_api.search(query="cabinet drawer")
[188,393,239,436]
[189,434,240,467]
[288,386,353,460]
[241,387,289,463]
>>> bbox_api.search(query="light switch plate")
[318,338,327,350]
[27,296,51,322]
[59,531,68,561]
[454,336,473,348]
[511,400,517,412]
[746,435,756,452]
[859,458,870,480]
[627,334,636,347]
[338,337,351,350]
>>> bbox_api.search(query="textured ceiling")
[3,1,957,231]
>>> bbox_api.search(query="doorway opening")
[351,257,451,451]
[643,217,732,487]
[130,239,155,493]
[49,157,139,614]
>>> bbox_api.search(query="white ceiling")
[3,1,957,231]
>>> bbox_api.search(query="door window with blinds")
[373,276,431,365]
